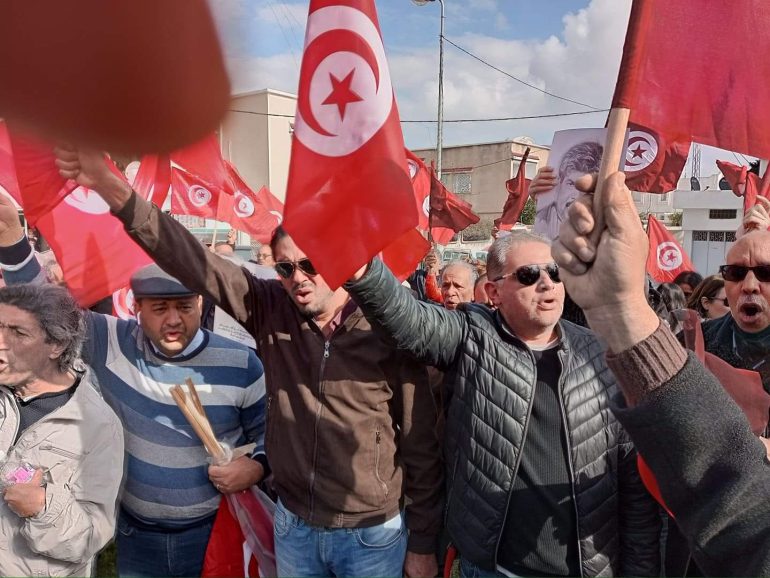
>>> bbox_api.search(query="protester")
[0,283,124,577]
[347,230,661,577]
[252,243,275,267]
[440,260,477,310]
[0,195,268,577]
[54,147,443,578]
[686,275,729,320]
[694,231,770,393]
[213,240,235,256]
[657,282,687,333]
[408,248,443,303]
[673,270,703,301]
[552,170,770,577]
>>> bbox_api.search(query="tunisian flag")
[218,163,284,243]
[406,149,431,230]
[646,215,695,283]
[716,160,765,214]
[624,123,689,193]
[283,0,418,288]
[495,148,531,229]
[170,168,222,219]
[429,166,480,241]
[612,0,770,160]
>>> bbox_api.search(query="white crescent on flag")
[657,241,683,271]
[188,185,212,207]
[294,5,393,158]
[64,186,111,215]
[625,130,659,173]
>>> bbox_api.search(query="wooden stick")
[590,107,631,248]
[170,385,225,461]
[186,378,205,416]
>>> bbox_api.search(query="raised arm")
[346,258,467,369]
[54,146,272,328]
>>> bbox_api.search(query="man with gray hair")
[440,260,477,310]
[0,284,124,577]
[347,230,661,577]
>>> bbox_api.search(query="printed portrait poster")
[534,128,627,240]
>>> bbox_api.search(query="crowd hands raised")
[0,147,769,578]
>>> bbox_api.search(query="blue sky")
[209,0,734,176]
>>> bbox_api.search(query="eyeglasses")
[719,264,770,283]
[708,296,729,306]
[493,262,561,286]
[274,258,318,279]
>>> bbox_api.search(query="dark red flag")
[495,148,531,229]
[0,122,19,199]
[283,0,418,288]
[219,163,284,243]
[406,149,431,230]
[170,168,222,219]
[624,123,690,193]
[429,166,480,234]
[612,0,770,160]
[646,215,695,283]
[716,160,764,214]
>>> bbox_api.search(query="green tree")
[669,211,683,227]
[462,219,494,242]
[520,198,537,225]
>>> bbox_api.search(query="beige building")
[412,138,550,221]
[219,88,297,202]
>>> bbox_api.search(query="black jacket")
[348,259,661,576]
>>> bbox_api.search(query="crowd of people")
[0,147,769,578]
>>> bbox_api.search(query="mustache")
[292,281,313,293]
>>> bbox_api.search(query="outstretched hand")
[551,171,660,352]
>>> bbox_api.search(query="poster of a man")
[534,129,605,239]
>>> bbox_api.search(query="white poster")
[212,307,256,349]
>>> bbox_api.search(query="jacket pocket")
[373,429,389,501]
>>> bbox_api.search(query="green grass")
[95,542,117,577]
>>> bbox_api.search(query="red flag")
[202,500,259,578]
[429,167,480,234]
[624,123,690,193]
[380,228,431,282]
[612,0,770,160]
[133,154,172,206]
[406,149,431,230]
[283,0,418,288]
[37,186,153,306]
[170,168,222,219]
[220,163,284,243]
[495,148,532,228]
[646,215,695,283]
[0,122,19,199]
[172,134,230,189]
[716,160,764,214]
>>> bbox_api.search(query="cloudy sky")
[209,0,744,177]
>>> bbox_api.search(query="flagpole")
[591,107,630,246]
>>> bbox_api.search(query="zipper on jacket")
[493,347,537,568]
[308,339,331,522]
[373,429,389,498]
[556,349,585,578]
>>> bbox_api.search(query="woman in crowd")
[686,275,730,321]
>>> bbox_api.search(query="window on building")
[441,171,473,195]
[709,231,725,242]
[693,231,708,241]
[660,193,669,202]
[726,231,737,243]
[709,209,738,220]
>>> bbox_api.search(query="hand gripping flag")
[284,0,418,288]
[646,215,695,283]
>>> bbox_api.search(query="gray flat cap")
[130,264,196,299]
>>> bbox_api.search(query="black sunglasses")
[493,262,561,286]
[719,264,770,283]
[274,258,318,279]
[707,296,729,306]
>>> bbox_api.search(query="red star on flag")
[631,143,646,159]
[322,69,363,120]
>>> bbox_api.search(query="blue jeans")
[274,500,407,577]
[116,510,214,577]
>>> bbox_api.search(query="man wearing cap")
[0,193,268,577]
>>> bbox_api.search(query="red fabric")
[424,271,443,303]
[495,148,532,228]
[406,149,431,230]
[612,0,770,160]
[0,0,229,154]
[716,160,763,214]
[0,122,19,199]
[172,134,231,190]
[645,215,695,283]
[36,185,153,306]
[443,545,458,578]
[133,154,172,206]
[429,166,480,234]
[380,228,431,282]
[283,0,418,289]
[4,128,78,225]
[219,163,284,243]
[202,500,258,578]
[170,168,222,219]
[112,287,136,320]
[624,123,690,193]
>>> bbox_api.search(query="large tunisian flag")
[612,0,770,161]
[646,215,695,284]
[284,0,418,288]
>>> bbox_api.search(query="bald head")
[724,230,770,332]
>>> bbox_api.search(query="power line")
[442,36,603,111]
[227,108,608,123]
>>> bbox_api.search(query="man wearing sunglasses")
[700,231,770,393]
[347,231,661,578]
[54,147,443,578]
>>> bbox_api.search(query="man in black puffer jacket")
[347,230,660,577]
